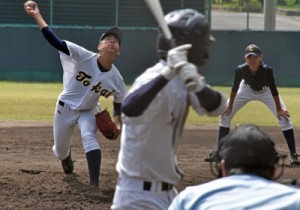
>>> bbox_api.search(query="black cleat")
[61,152,74,174]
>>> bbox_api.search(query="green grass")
[189,86,300,127]
[0,82,300,127]
[0,81,113,122]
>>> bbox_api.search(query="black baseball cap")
[219,125,286,168]
[99,26,122,45]
[244,44,262,58]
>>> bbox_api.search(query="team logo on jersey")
[92,82,115,98]
[76,71,114,98]
[76,71,92,86]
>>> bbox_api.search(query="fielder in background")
[218,44,300,166]
[169,124,300,209]
[111,9,227,210]
[24,1,127,188]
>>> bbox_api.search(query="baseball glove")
[95,109,120,140]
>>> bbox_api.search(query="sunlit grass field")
[1,81,300,127]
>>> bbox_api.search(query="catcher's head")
[205,124,287,180]
[157,8,214,67]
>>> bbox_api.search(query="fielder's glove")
[95,109,120,140]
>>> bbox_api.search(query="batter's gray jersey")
[116,60,209,184]
[169,174,300,210]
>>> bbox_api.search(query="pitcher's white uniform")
[53,41,127,160]
[23,0,126,187]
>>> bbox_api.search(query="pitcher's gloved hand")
[95,109,120,140]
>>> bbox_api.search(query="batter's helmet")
[157,8,214,67]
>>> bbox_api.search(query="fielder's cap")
[100,26,122,45]
[219,124,286,168]
[244,44,261,58]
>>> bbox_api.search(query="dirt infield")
[1,123,300,209]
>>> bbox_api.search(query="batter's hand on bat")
[167,44,192,70]
[162,44,192,80]
[178,63,206,92]
[24,1,39,17]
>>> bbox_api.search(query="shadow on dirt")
[63,174,113,203]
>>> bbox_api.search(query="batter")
[24,1,127,187]
[218,44,300,165]
[111,9,227,210]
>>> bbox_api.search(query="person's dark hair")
[157,8,214,67]
[205,124,286,180]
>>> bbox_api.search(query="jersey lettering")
[76,71,92,86]
[100,89,114,98]
[76,71,115,97]
[91,82,102,93]
[91,82,114,97]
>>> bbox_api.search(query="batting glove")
[179,63,206,92]
[162,44,192,80]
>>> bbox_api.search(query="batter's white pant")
[111,177,178,210]
[219,82,293,131]
[52,101,100,160]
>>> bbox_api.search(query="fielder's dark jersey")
[232,62,279,96]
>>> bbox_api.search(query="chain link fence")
[0,0,205,28]
[211,0,300,30]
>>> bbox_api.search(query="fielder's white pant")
[111,177,178,210]
[219,81,293,131]
[52,101,100,160]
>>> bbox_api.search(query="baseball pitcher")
[24,1,127,188]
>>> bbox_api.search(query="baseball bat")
[144,0,175,47]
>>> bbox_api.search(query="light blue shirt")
[169,174,300,210]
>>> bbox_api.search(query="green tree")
[285,0,296,5]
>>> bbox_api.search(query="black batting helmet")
[157,8,214,67]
